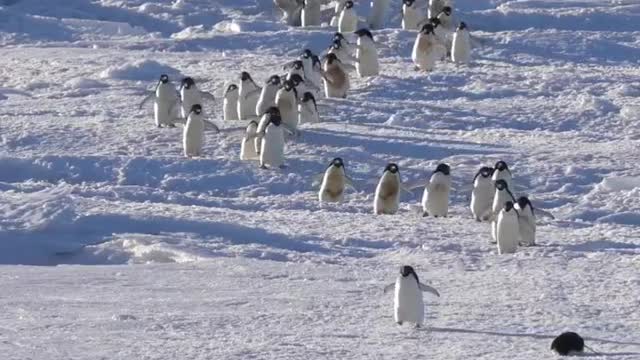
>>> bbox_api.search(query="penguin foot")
[396,321,403,326]
[422,212,428,217]
[259,164,267,170]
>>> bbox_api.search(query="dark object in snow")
[551,332,585,356]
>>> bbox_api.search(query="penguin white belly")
[260,126,285,168]
[181,88,201,119]
[277,98,298,131]
[422,184,450,217]
[356,47,379,77]
[224,94,239,121]
[368,0,391,30]
[518,212,536,246]
[298,104,319,124]
[471,184,493,221]
[323,67,349,98]
[319,171,345,203]
[402,7,421,30]
[183,119,204,157]
[238,90,259,120]
[240,136,258,161]
[154,100,174,127]
[492,172,513,193]
[496,212,519,254]
[256,88,277,116]
[394,279,424,325]
[301,2,321,26]
[451,31,471,64]
[374,179,400,215]
[412,37,438,72]
[338,11,358,33]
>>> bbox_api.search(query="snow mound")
[99,60,181,81]
[213,20,288,33]
[64,78,108,90]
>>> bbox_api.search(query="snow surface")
[0,0,639,358]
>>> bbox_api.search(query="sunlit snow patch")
[99,60,182,81]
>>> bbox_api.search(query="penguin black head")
[400,265,419,282]
[495,179,508,191]
[457,22,467,31]
[504,201,514,212]
[430,17,441,28]
[476,166,494,179]
[301,49,313,59]
[312,55,321,67]
[292,60,304,70]
[240,71,252,81]
[333,32,346,42]
[331,157,344,168]
[384,163,399,174]
[403,0,415,6]
[434,163,451,176]
[516,196,533,211]
[325,53,340,65]
[331,39,343,50]
[551,332,585,356]
[302,91,315,103]
[268,75,281,85]
[440,6,452,16]
[288,74,305,87]
[264,106,282,126]
[189,104,202,116]
[345,1,354,9]
[354,28,374,40]
[247,120,258,127]
[420,23,435,34]
[181,77,195,89]
[494,160,509,172]
[226,83,238,94]
[159,74,169,84]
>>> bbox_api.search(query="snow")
[0,0,639,358]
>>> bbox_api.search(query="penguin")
[374,163,403,215]
[338,1,358,33]
[496,201,519,254]
[402,0,422,31]
[368,0,391,30]
[286,60,306,81]
[256,75,281,117]
[183,104,220,158]
[436,5,454,30]
[470,166,495,221]
[451,21,471,64]
[287,73,313,98]
[223,83,239,121]
[492,160,513,191]
[429,16,451,59]
[428,0,446,19]
[551,332,586,356]
[333,32,354,55]
[240,120,259,161]
[138,74,179,128]
[383,265,440,328]
[411,24,444,72]
[300,49,323,90]
[354,28,379,77]
[328,38,357,65]
[491,179,517,243]
[330,0,347,27]
[275,79,299,132]
[318,157,353,203]
[322,53,350,99]
[179,77,215,120]
[515,196,536,246]
[237,72,261,120]
[258,107,290,169]
[421,163,451,218]
[298,92,320,124]
[301,0,321,27]
[274,0,303,26]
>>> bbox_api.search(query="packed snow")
[0,0,639,358]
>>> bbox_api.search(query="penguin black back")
[551,332,585,356]
[420,23,435,34]
[473,166,494,181]
[354,28,374,40]
[301,92,317,110]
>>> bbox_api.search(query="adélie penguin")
[551,332,590,356]
[338,1,358,33]
[298,92,320,124]
[496,201,519,254]
[275,79,299,133]
[237,72,261,120]
[182,104,220,158]
[223,83,239,121]
[470,166,494,221]
[317,157,355,203]
[179,77,215,120]
[322,53,350,99]
[383,266,440,328]
[256,75,281,116]
[374,163,407,215]
[240,120,259,161]
[492,160,513,193]
[491,179,517,243]
[368,0,391,30]
[138,74,179,128]
[258,107,293,169]
[301,0,321,27]
[354,28,379,77]
[412,24,444,72]
[421,163,451,217]
[515,196,536,246]
[402,0,422,31]
[451,21,471,64]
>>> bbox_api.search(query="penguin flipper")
[200,91,216,102]
[138,93,155,110]
[312,173,324,188]
[400,185,415,196]
[383,283,395,294]
[535,208,555,220]
[203,120,220,133]
[345,176,357,191]
[170,118,186,126]
[168,99,182,115]
[418,283,440,297]
[244,88,261,100]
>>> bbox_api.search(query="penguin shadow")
[428,326,640,356]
